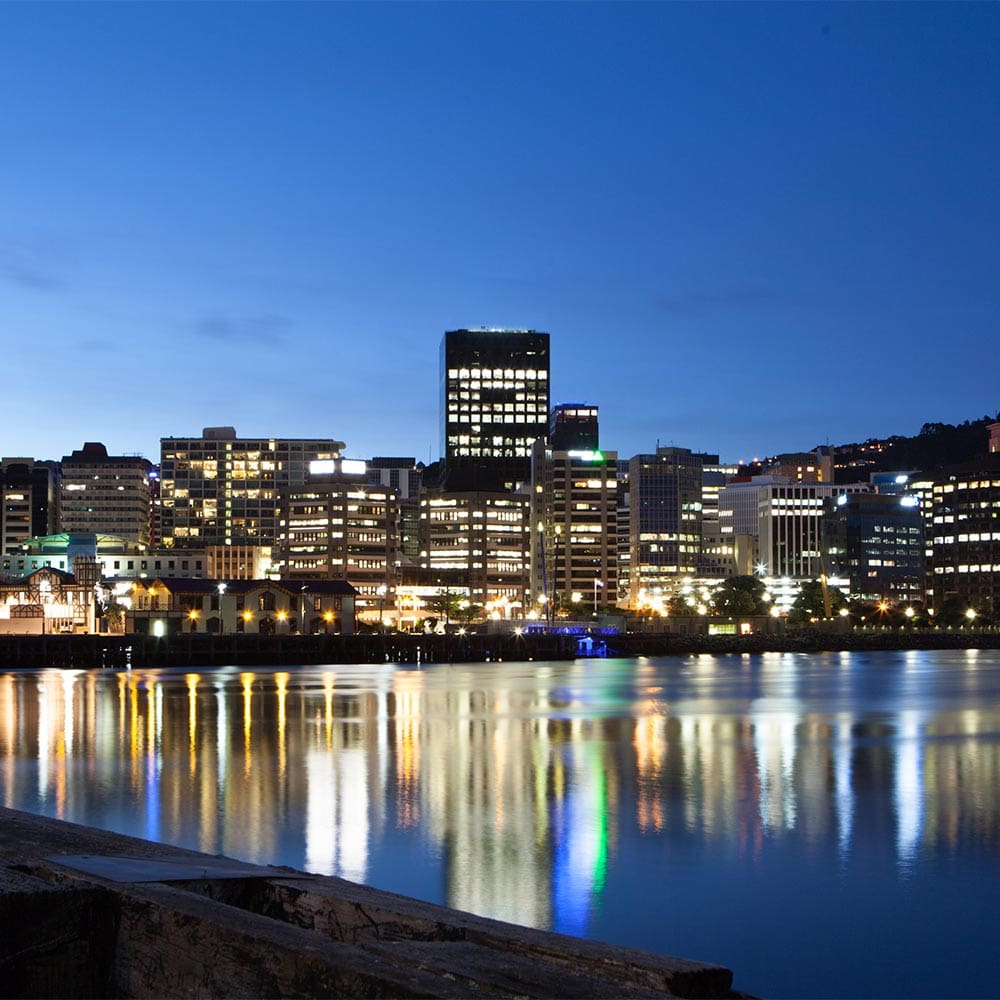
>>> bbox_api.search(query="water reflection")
[1,650,999,998]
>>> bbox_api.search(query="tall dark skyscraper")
[549,403,599,452]
[440,328,550,490]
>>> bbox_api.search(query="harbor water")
[1,649,997,998]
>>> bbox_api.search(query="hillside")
[830,412,998,481]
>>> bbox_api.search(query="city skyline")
[2,3,997,465]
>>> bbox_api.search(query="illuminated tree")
[710,576,767,615]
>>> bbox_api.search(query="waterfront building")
[420,489,531,616]
[758,482,870,578]
[0,563,99,635]
[1,457,59,554]
[626,447,702,608]
[159,427,344,549]
[615,458,631,607]
[367,457,423,562]
[719,477,869,580]
[276,458,398,621]
[530,435,617,617]
[440,328,550,490]
[3,531,270,587]
[696,454,740,578]
[822,492,925,604]
[123,577,357,636]
[60,443,152,544]
[926,455,1000,617]
[3,532,148,580]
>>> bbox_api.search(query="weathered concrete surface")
[0,807,745,999]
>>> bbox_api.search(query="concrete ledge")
[1,807,744,999]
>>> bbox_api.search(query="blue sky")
[1,2,997,466]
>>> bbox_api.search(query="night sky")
[1,2,997,466]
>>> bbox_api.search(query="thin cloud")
[0,254,65,292]
[77,338,116,352]
[656,286,772,317]
[196,314,292,345]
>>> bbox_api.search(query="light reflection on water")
[1,650,999,998]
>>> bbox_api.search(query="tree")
[935,595,989,627]
[710,575,767,616]
[788,580,848,623]
[422,589,465,625]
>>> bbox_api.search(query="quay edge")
[1,629,1000,669]
[0,807,746,1000]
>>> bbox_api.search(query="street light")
[217,582,227,635]
[538,592,549,627]
[377,584,388,632]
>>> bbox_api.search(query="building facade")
[60,443,152,544]
[822,492,925,604]
[367,457,423,562]
[627,447,703,607]
[420,489,531,616]
[696,454,739,577]
[757,482,869,579]
[440,329,550,490]
[1,457,59,554]
[927,457,1000,618]
[159,427,343,549]
[530,439,617,616]
[124,577,357,636]
[276,459,398,618]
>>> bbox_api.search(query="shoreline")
[0,627,997,669]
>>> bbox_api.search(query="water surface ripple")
[1,649,997,998]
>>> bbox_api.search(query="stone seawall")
[0,807,745,999]
[0,628,995,670]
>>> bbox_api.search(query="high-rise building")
[549,404,598,452]
[719,477,869,580]
[695,453,739,577]
[276,458,398,617]
[440,328,550,490]
[926,455,1000,617]
[1,458,59,554]
[531,438,617,616]
[367,457,423,562]
[626,447,703,606]
[822,492,925,604]
[60,443,152,544]
[420,488,531,615]
[160,427,343,549]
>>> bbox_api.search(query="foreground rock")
[0,807,745,999]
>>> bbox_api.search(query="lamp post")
[217,582,227,635]
[377,584,388,632]
[593,575,602,617]
[147,585,157,637]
